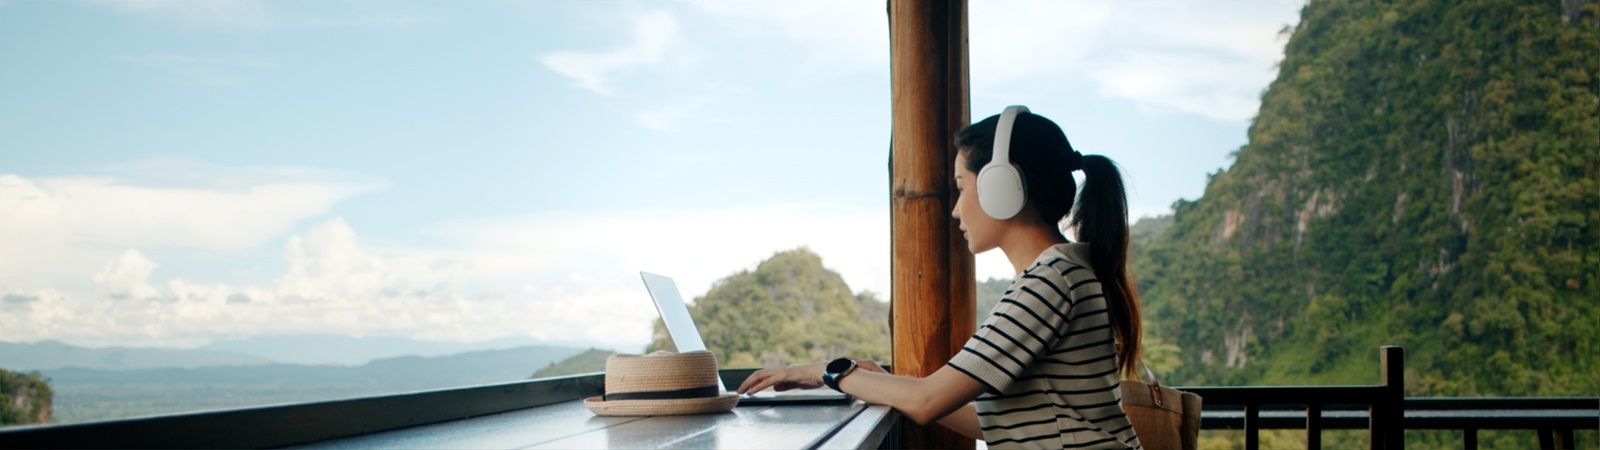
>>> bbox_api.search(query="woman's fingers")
[744,376,776,394]
[736,362,831,394]
[737,369,774,394]
[854,358,886,374]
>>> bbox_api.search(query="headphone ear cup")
[977,163,1026,220]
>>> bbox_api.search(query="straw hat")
[584,350,739,416]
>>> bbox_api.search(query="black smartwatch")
[822,357,858,392]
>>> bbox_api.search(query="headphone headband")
[993,105,1029,167]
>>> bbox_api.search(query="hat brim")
[584,393,740,417]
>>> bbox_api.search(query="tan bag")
[1120,363,1202,450]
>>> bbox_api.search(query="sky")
[0,0,1305,352]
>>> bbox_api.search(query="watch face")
[827,358,853,374]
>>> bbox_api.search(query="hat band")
[603,385,721,402]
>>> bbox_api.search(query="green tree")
[647,248,891,368]
[0,368,53,426]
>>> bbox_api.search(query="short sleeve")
[947,263,1075,393]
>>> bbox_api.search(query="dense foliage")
[1135,0,1597,399]
[647,248,891,368]
[0,368,52,425]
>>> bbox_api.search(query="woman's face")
[953,152,1002,255]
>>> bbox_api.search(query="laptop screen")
[639,271,851,403]
[639,271,723,391]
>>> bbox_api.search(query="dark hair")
[955,111,1143,379]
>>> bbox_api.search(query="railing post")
[1463,428,1477,450]
[1380,346,1405,449]
[1244,404,1259,450]
[1306,403,1322,450]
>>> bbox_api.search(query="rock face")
[0,368,53,425]
[1134,0,1598,396]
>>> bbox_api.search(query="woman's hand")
[736,362,826,394]
[736,358,888,395]
[853,358,886,374]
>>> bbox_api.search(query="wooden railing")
[1183,346,1402,449]
[1182,346,1598,450]
[1,348,1594,449]
[1197,397,1598,449]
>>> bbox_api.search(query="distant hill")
[530,349,615,379]
[1129,215,1174,248]
[0,335,560,372]
[0,341,273,371]
[200,334,549,366]
[646,248,890,368]
[43,345,586,423]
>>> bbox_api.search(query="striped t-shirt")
[948,243,1141,449]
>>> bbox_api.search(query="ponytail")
[1070,154,1142,379]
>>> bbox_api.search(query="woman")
[738,106,1144,449]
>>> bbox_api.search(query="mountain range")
[0,339,590,424]
[0,334,560,371]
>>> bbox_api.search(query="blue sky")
[0,0,1303,351]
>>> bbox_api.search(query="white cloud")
[969,1,1115,88]
[92,250,160,300]
[686,0,1298,122]
[691,0,888,74]
[0,175,367,250]
[0,203,908,351]
[2,218,491,348]
[429,203,893,301]
[0,161,383,289]
[1089,51,1266,121]
[970,0,1303,122]
[276,218,391,301]
[540,10,683,96]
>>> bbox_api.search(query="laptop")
[640,271,852,406]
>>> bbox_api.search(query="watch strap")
[822,358,857,391]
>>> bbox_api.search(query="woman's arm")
[935,403,983,440]
[836,365,987,424]
[737,362,988,426]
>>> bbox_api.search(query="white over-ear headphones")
[977,105,1029,220]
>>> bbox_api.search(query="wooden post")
[1306,404,1323,450]
[889,0,973,448]
[1244,404,1260,450]
[1379,346,1405,449]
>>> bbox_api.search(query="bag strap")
[1137,359,1165,407]
[1140,359,1160,386]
